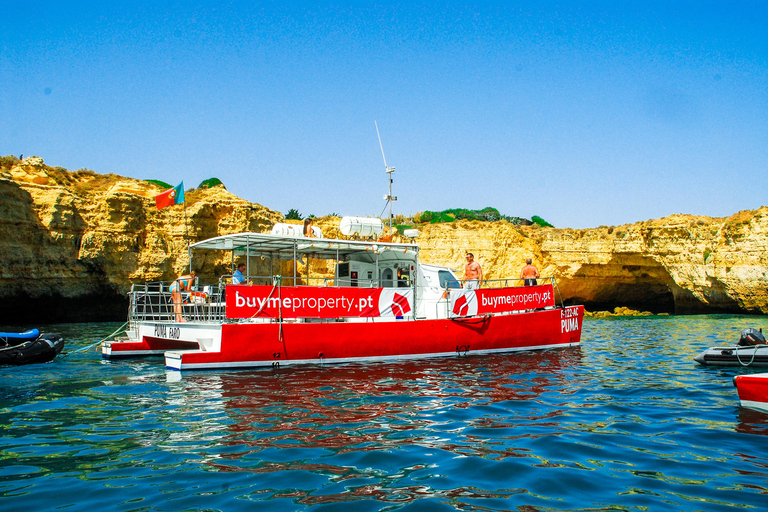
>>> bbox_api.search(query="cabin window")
[381,268,394,287]
[397,269,411,287]
[438,270,460,289]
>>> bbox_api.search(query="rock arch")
[557,254,695,314]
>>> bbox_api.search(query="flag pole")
[184,199,191,271]
[155,182,191,271]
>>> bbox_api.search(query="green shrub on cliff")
[531,215,554,228]
[502,215,533,225]
[199,177,225,189]
[145,179,173,189]
[0,155,20,168]
[421,210,458,223]
[417,207,531,225]
[286,208,302,220]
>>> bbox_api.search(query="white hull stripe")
[103,349,168,357]
[165,342,580,370]
[740,399,768,413]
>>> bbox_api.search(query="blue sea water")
[1,315,767,511]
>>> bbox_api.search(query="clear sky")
[2,2,766,228]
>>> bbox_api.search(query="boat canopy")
[190,232,419,261]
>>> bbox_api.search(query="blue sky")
[2,2,766,228]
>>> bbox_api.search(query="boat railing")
[126,275,563,327]
[127,280,227,326]
[471,276,565,309]
[459,276,556,289]
[220,274,414,289]
[220,274,279,286]
[215,274,556,293]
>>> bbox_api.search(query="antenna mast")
[375,121,396,232]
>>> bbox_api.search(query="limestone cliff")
[389,210,768,314]
[1,156,765,323]
[0,157,281,322]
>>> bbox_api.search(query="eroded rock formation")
[401,211,768,314]
[1,156,765,323]
[0,157,281,322]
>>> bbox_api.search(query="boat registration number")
[560,308,580,334]
[154,324,181,339]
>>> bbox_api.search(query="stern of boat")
[102,321,222,359]
[734,373,768,413]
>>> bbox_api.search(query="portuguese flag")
[155,182,185,210]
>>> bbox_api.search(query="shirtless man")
[463,253,483,290]
[520,258,540,286]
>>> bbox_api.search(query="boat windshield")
[438,270,461,289]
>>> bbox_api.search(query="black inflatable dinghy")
[0,329,65,365]
[694,328,768,367]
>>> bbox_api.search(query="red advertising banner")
[449,284,555,317]
[226,285,414,319]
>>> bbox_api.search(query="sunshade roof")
[190,232,419,260]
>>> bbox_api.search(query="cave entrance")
[560,254,678,314]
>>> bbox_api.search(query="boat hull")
[733,373,768,413]
[102,324,220,358]
[694,345,768,367]
[102,338,199,358]
[165,306,584,370]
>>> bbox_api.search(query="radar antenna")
[375,121,396,232]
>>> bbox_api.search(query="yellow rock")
[1,156,767,321]
[387,212,768,315]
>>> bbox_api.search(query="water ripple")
[1,317,768,510]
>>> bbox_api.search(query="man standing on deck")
[521,258,540,286]
[464,253,483,289]
[233,263,247,284]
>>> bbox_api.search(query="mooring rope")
[736,343,766,367]
[243,275,285,348]
[450,314,491,325]
[63,320,130,357]
[249,275,281,319]
[277,276,284,346]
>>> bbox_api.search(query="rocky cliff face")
[0,157,281,323]
[1,157,765,323]
[399,210,768,314]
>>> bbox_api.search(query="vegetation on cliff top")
[531,215,554,228]
[0,155,21,167]
[3,156,553,228]
[285,208,303,220]
[198,177,225,189]
[145,179,173,189]
[144,178,225,191]
[390,208,541,232]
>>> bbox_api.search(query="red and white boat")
[103,221,583,370]
[733,373,768,413]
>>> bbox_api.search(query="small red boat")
[733,373,768,413]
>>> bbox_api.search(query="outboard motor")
[739,328,766,346]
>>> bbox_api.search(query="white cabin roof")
[190,232,419,261]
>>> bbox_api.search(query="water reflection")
[735,406,768,436]
[173,348,584,454]
[158,349,584,505]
